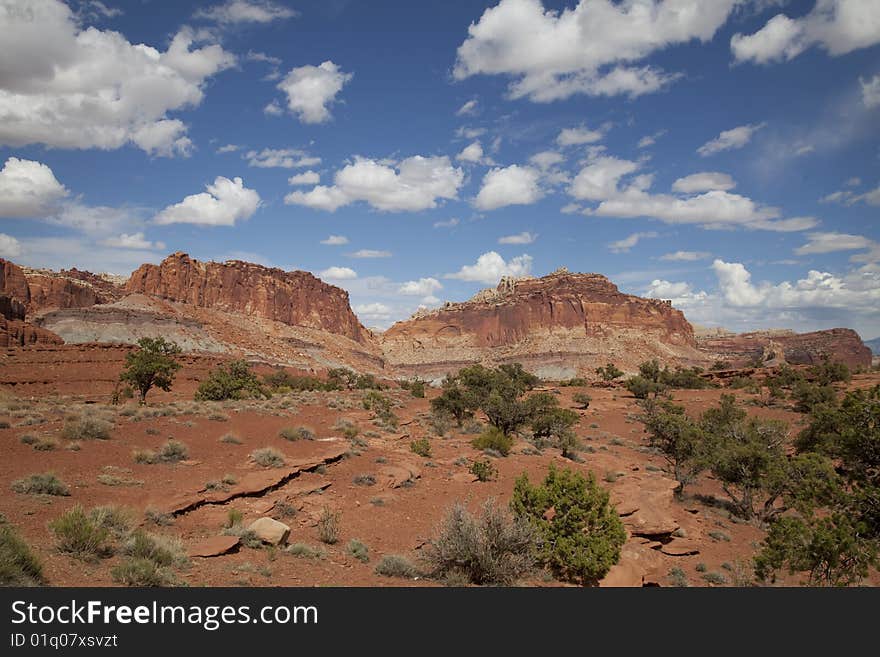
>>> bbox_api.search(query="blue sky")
[0,0,878,337]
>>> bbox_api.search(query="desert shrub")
[12,472,70,496]
[33,436,60,451]
[112,558,176,586]
[469,459,497,482]
[572,392,591,409]
[119,337,182,405]
[410,438,432,458]
[375,554,419,579]
[471,426,513,456]
[430,378,475,427]
[668,567,689,587]
[251,447,285,468]
[88,506,133,540]
[122,529,187,568]
[363,391,399,430]
[596,363,624,381]
[810,359,851,386]
[661,366,710,389]
[19,433,37,445]
[625,375,663,399]
[327,368,382,391]
[0,518,44,586]
[263,369,327,392]
[219,432,242,444]
[427,410,453,437]
[702,571,728,585]
[49,505,111,560]
[347,539,370,563]
[286,543,325,559]
[792,381,836,414]
[511,464,626,585]
[529,398,579,452]
[279,425,315,441]
[710,360,727,371]
[559,377,589,387]
[62,414,112,441]
[353,473,376,486]
[424,500,536,586]
[317,508,340,544]
[195,360,267,402]
[157,439,188,463]
[400,378,426,398]
[640,400,706,497]
[97,466,143,487]
[225,508,243,529]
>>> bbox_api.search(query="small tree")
[511,464,626,585]
[195,360,267,401]
[595,363,624,381]
[119,337,182,405]
[640,401,705,497]
[430,377,476,427]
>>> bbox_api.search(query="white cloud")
[246,50,282,66]
[286,155,464,212]
[569,156,639,201]
[529,151,564,169]
[637,130,667,148]
[399,278,443,296]
[217,144,240,154]
[319,266,357,280]
[154,176,261,226]
[275,61,353,124]
[697,123,766,156]
[732,0,880,64]
[446,251,533,285]
[821,182,880,207]
[195,1,297,24]
[557,125,604,146]
[453,0,738,102]
[354,302,393,323]
[98,232,165,250]
[644,279,708,305]
[672,172,736,193]
[246,148,320,169]
[475,165,543,211]
[455,126,487,139]
[862,74,880,109]
[0,157,69,218]
[264,100,283,116]
[456,141,487,163]
[350,249,392,258]
[456,99,479,116]
[288,171,320,185]
[0,233,22,258]
[434,218,460,229]
[320,235,349,246]
[499,231,537,245]
[0,4,234,155]
[608,231,657,253]
[794,231,874,255]
[660,250,711,261]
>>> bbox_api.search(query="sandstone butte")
[0,255,873,375]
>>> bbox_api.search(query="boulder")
[188,535,240,558]
[248,517,291,545]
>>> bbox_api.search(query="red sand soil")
[2,369,878,588]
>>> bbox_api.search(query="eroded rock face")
[699,328,872,369]
[126,253,366,343]
[0,317,63,348]
[381,270,701,378]
[0,260,64,347]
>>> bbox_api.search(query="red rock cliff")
[381,269,701,378]
[0,259,64,347]
[698,328,872,369]
[126,253,366,343]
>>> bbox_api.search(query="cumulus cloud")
[732,0,880,64]
[672,172,736,194]
[570,152,816,232]
[399,277,443,296]
[456,99,479,116]
[275,61,353,124]
[820,182,880,207]
[320,235,349,246]
[557,125,604,146]
[446,251,533,284]
[350,249,392,258]
[475,165,543,211]
[453,0,738,102]
[0,233,22,258]
[0,3,235,155]
[794,232,874,255]
[660,250,711,261]
[862,74,880,109]
[697,123,766,156]
[354,302,393,323]
[608,231,657,253]
[154,176,261,226]
[98,232,166,250]
[319,266,357,280]
[499,231,537,245]
[456,141,489,164]
[285,155,463,212]
[288,171,320,185]
[246,148,320,169]
[195,0,297,24]
[529,151,564,169]
[0,157,69,218]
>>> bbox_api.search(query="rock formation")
[0,259,64,347]
[698,328,872,369]
[382,269,702,379]
[126,253,366,343]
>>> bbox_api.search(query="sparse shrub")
[62,414,112,441]
[639,400,706,497]
[195,360,267,402]
[12,472,70,496]
[97,466,143,487]
[219,432,242,444]
[353,473,376,486]
[375,554,419,579]
[156,439,188,463]
[347,539,370,563]
[122,529,187,568]
[702,571,728,585]
[400,379,426,398]
[251,447,285,468]
[317,508,340,545]
[279,426,315,441]
[810,358,851,386]
[112,558,175,586]
[363,392,399,430]
[625,375,663,399]
[19,433,37,445]
[410,438,432,458]
[708,530,731,542]
[225,508,243,529]
[471,426,512,456]
[89,506,133,539]
[0,421,9,429]
[596,363,624,381]
[0,518,44,586]
[560,377,588,387]
[469,459,497,482]
[286,543,325,559]
[572,392,592,409]
[424,500,536,586]
[668,567,689,587]
[119,337,182,405]
[33,436,59,451]
[144,508,174,527]
[428,410,453,437]
[49,505,111,560]
[511,464,626,586]
[792,381,836,414]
